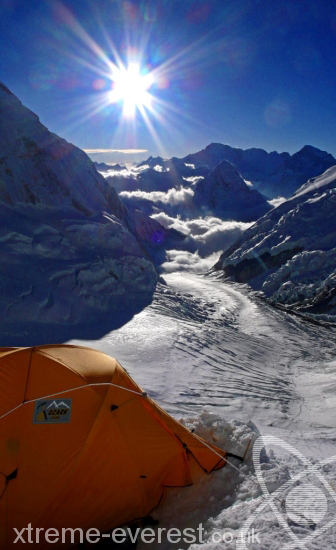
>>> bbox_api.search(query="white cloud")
[268,197,287,208]
[118,184,251,271]
[119,187,194,206]
[164,187,194,205]
[134,164,150,173]
[150,212,189,234]
[100,168,133,178]
[98,163,157,179]
[84,148,148,154]
[151,214,251,255]
[182,176,204,185]
[116,179,252,273]
[192,220,251,255]
[161,250,220,273]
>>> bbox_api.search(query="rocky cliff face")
[0,82,158,344]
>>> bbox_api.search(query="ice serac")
[193,160,271,222]
[182,143,336,198]
[214,165,336,318]
[0,82,157,343]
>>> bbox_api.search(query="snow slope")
[294,164,336,197]
[0,82,158,341]
[0,83,123,216]
[215,166,336,318]
[71,272,336,550]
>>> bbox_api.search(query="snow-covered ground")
[71,272,336,549]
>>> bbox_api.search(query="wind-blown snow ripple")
[149,281,295,415]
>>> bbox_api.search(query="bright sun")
[109,62,154,117]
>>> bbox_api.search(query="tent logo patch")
[33,399,72,424]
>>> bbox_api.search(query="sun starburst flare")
[109,62,154,117]
[49,1,218,155]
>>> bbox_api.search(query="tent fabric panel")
[5,386,105,540]
[0,348,22,357]
[0,348,31,416]
[0,408,23,490]
[142,398,226,472]
[109,393,192,489]
[113,362,145,395]
[28,385,192,545]
[0,487,9,550]
[30,385,146,548]
[24,351,87,402]
[37,346,118,384]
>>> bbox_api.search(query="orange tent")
[0,345,227,549]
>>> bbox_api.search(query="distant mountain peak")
[181,142,336,198]
[213,159,241,174]
[205,142,226,149]
[137,156,164,168]
[295,144,331,156]
[0,82,15,96]
[210,160,247,188]
[193,158,270,222]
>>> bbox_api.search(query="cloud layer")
[118,188,251,272]
[150,213,252,271]
[120,187,194,206]
[84,148,148,154]
[161,250,220,273]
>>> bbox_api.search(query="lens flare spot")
[157,76,170,90]
[93,78,106,90]
[264,99,291,127]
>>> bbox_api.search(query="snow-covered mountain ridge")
[0,82,161,342]
[96,143,336,271]
[98,142,336,237]
[0,83,122,216]
[107,142,335,200]
[214,166,336,318]
[181,142,336,198]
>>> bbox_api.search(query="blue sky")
[1,0,336,163]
